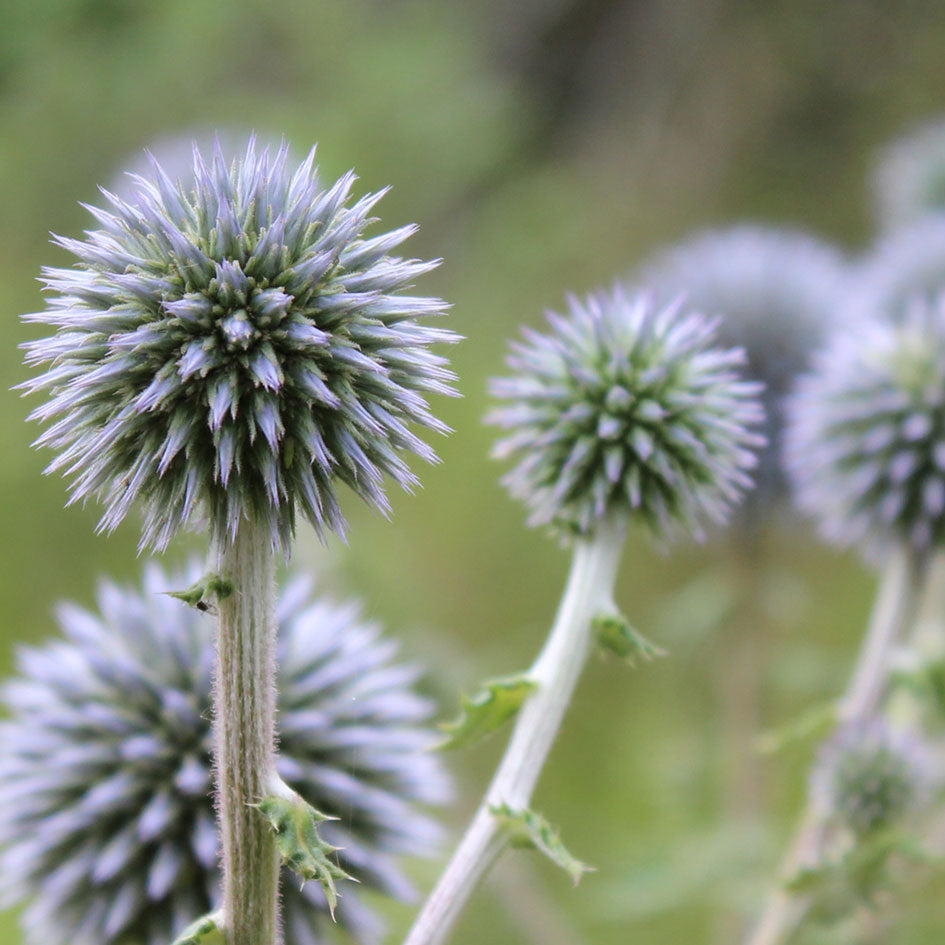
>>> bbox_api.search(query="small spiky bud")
[784,298,945,555]
[846,215,945,326]
[635,225,849,507]
[872,117,945,227]
[811,720,936,837]
[20,137,458,553]
[0,564,449,945]
[487,286,765,539]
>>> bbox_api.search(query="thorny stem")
[743,543,930,945]
[404,514,627,945]
[213,517,281,945]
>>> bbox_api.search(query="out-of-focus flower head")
[872,117,945,227]
[810,719,937,838]
[635,225,850,511]
[785,296,945,557]
[20,136,458,553]
[0,563,450,945]
[846,214,945,326]
[488,285,765,540]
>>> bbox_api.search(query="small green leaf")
[438,673,537,750]
[165,573,234,615]
[170,911,224,945]
[592,611,667,666]
[756,701,837,756]
[253,792,353,918]
[785,829,932,926]
[784,864,833,895]
[490,803,594,884]
[892,657,945,718]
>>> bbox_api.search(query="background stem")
[743,543,930,945]
[404,514,627,945]
[213,517,281,945]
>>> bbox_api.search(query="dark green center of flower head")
[812,722,930,838]
[489,287,765,540]
[21,138,458,552]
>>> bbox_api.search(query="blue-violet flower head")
[872,116,945,227]
[488,285,765,539]
[20,137,458,553]
[784,296,945,556]
[0,563,450,945]
[846,214,945,326]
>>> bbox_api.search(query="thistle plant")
[0,564,449,945]
[635,225,849,512]
[745,300,945,945]
[872,117,945,227]
[404,286,764,945]
[18,137,457,945]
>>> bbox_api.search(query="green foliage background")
[2,1,945,943]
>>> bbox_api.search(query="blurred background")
[3,1,945,943]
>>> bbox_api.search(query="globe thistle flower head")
[846,214,945,327]
[810,720,937,838]
[0,563,449,945]
[635,225,850,508]
[20,137,458,553]
[872,117,945,227]
[784,296,945,556]
[488,286,765,540]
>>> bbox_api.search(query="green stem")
[213,516,281,945]
[403,514,628,945]
[743,543,930,945]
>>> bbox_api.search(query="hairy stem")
[743,543,930,945]
[213,517,281,945]
[404,514,627,945]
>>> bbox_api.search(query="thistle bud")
[810,720,936,837]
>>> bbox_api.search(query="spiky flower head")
[810,720,936,838]
[872,117,945,227]
[845,214,945,326]
[20,137,458,553]
[635,225,849,506]
[784,297,945,556]
[0,563,449,945]
[488,285,765,539]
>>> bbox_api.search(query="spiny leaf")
[756,701,837,756]
[253,792,354,918]
[438,673,537,750]
[592,611,667,666]
[170,911,224,945]
[490,803,594,884]
[164,573,233,615]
